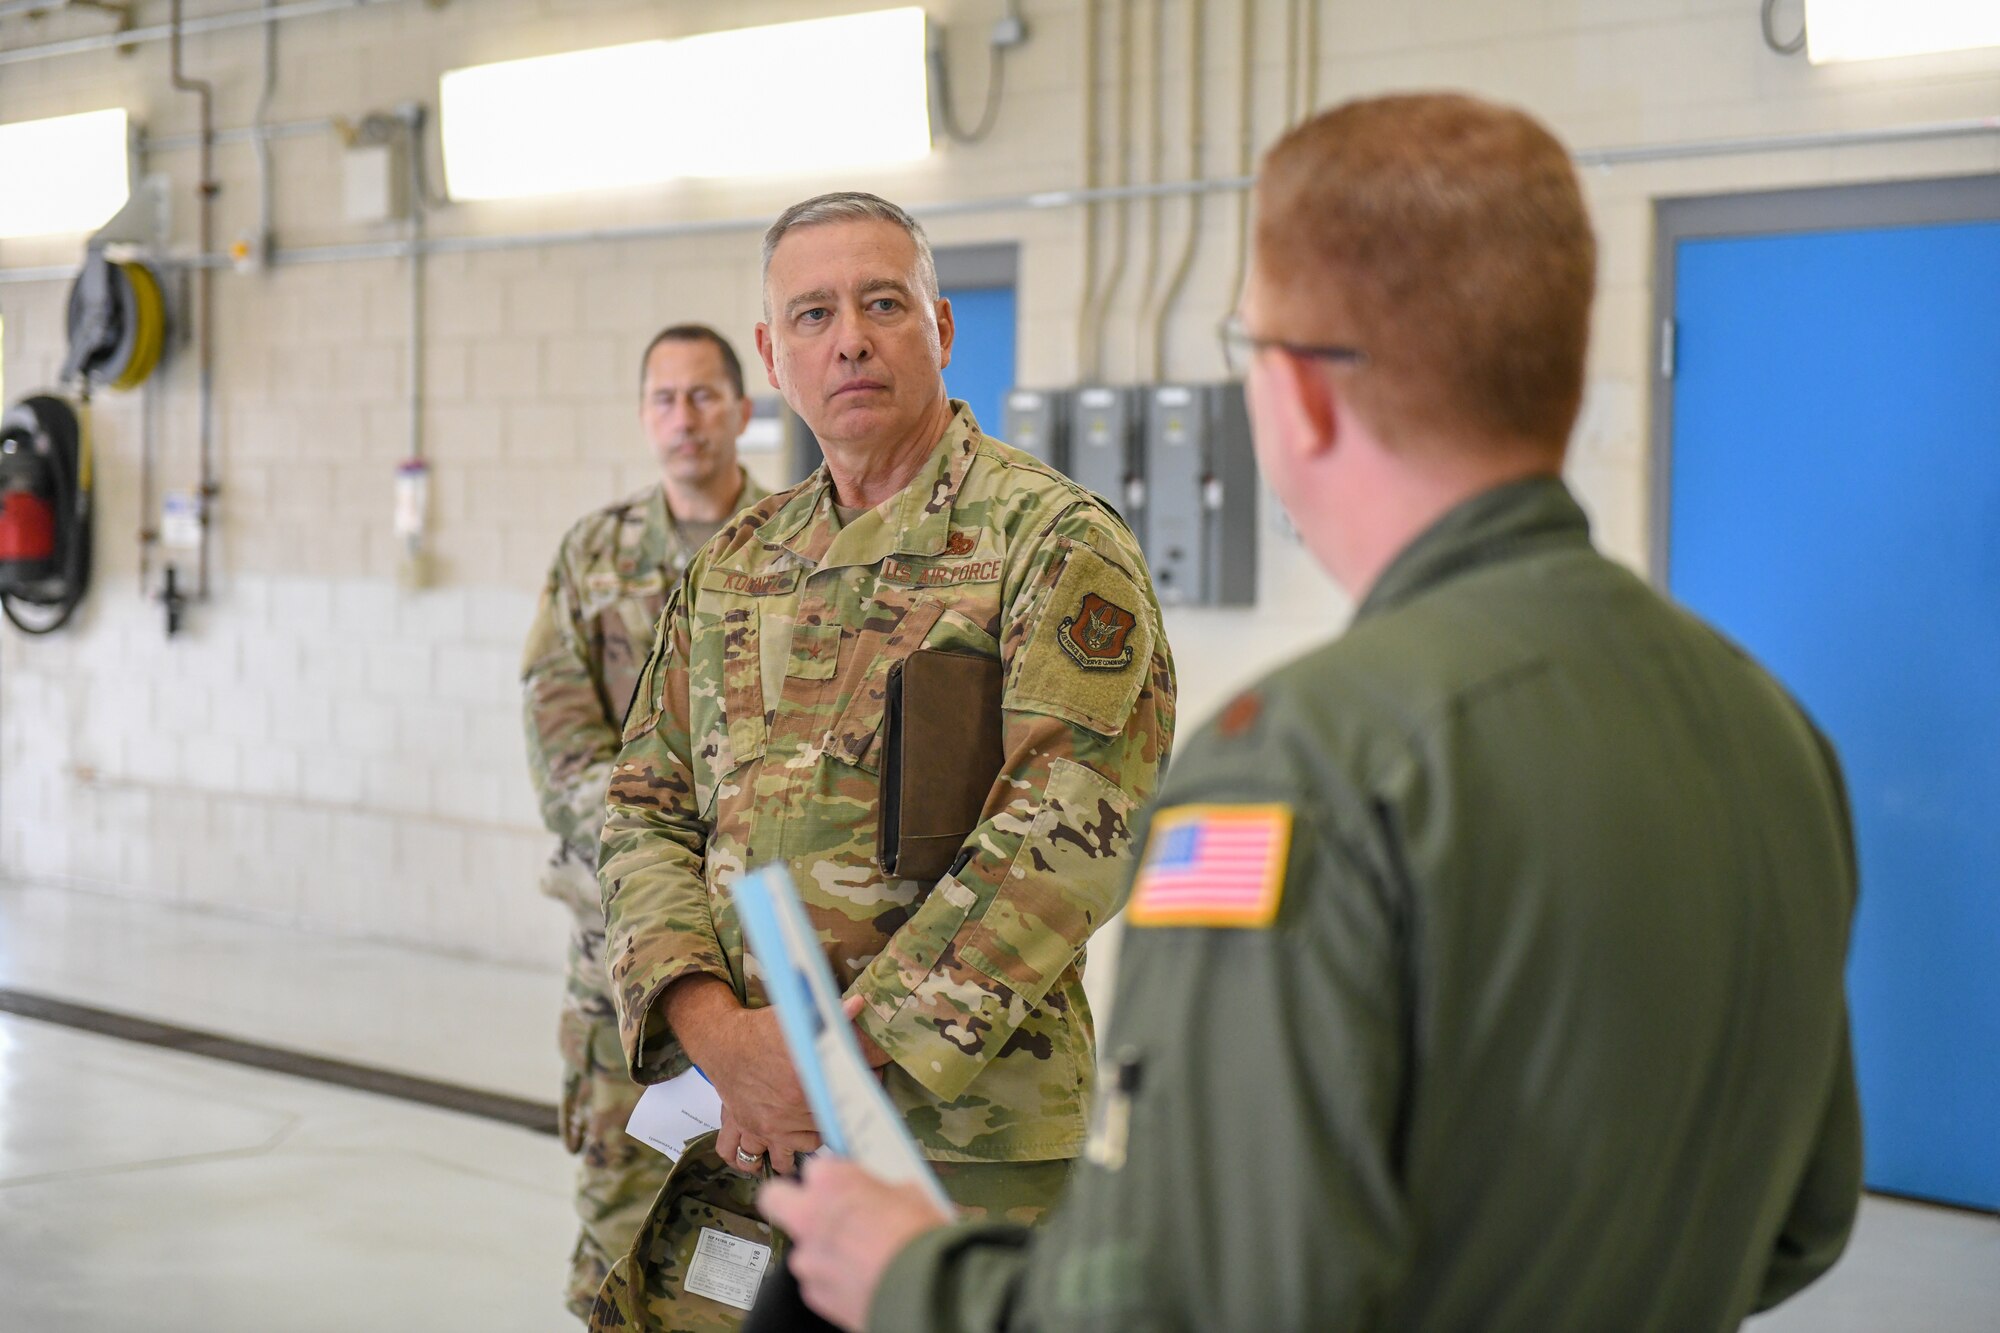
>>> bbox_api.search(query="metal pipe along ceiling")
[0,0,404,67]
[0,117,1995,288]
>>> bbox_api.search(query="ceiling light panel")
[1805,0,2000,64]
[440,8,932,201]
[0,109,130,239]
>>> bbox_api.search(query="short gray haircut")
[760,191,939,311]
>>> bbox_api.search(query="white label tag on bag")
[683,1227,773,1311]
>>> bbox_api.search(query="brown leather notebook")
[879,648,1005,881]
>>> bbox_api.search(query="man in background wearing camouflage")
[522,323,770,1320]
[592,192,1175,1329]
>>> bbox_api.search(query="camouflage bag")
[590,1133,777,1332]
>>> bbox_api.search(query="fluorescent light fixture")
[1805,0,2000,63]
[0,109,129,239]
[440,8,932,201]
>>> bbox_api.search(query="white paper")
[683,1227,771,1311]
[624,1066,724,1162]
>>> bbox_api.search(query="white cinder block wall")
[3,0,1998,971]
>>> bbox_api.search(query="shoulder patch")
[1010,542,1155,737]
[1216,691,1262,738]
[1056,593,1139,670]
[1126,804,1293,929]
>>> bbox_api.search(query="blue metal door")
[1667,218,2000,1210]
[941,285,1016,441]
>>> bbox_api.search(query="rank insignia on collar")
[1057,592,1138,670]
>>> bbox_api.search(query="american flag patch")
[1126,804,1293,928]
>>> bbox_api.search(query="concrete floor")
[2,882,1995,1331]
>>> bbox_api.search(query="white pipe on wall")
[1129,0,1166,381]
[0,117,1994,287]
[1074,0,1098,377]
[0,0,403,68]
[1148,0,1207,380]
[1224,0,1256,318]
[1082,0,1136,381]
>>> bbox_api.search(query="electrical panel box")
[1067,386,1143,543]
[1143,382,1256,607]
[343,140,408,224]
[1003,388,1066,470]
[780,407,826,486]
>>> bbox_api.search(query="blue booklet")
[732,863,951,1209]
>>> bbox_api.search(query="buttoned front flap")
[694,570,795,809]
[588,572,668,721]
[822,581,947,772]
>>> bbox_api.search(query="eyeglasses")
[1217,314,1368,379]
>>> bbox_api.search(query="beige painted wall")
[2,0,1997,975]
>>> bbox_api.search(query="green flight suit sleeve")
[1752,1028,1863,1312]
[1754,721,1864,1310]
[848,501,1177,1104]
[597,581,724,1082]
[869,743,1409,1331]
[521,531,620,874]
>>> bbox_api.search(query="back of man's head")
[1256,92,1595,457]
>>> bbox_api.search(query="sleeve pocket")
[959,757,1140,1003]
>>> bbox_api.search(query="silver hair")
[760,191,939,312]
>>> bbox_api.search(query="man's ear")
[754,322,781,391]
[1271,349,1341,463]
[933,296,955,370]
[734,393,754,433]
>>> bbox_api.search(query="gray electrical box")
[1003,388,1067,469]
[1143,382,1256,606]
[1067,386,1144,542]
[776,406,825,485]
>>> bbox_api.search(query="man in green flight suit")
[521,323,770,1320]
[593,192,1175,1329]
[761,93,1863,1333]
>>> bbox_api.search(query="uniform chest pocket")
[688,597,768,808]
[822,588,946,772]
[786,622,841,681]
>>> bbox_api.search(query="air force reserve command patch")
[1011,538,1156,737]
[1127,804,1293,928]
[1058,592,1138,670]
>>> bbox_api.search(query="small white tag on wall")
[161,492,202,550]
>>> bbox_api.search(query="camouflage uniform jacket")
[601,404,1177,1162]
[524,472,769,916]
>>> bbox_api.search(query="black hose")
[930,28,1007,144]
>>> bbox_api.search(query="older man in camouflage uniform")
[764,95,1862,1333]
[522,323,770,1320]
[591,193,1175,1330]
